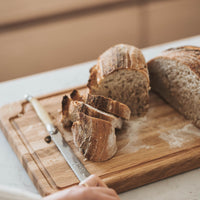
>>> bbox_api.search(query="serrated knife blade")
[24,94,90,182]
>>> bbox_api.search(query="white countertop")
[0,35,200,200]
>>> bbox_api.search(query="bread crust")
[149,46,200,78]
[61,95,72,127]
[87,44,150,90]
[70,89,86,102]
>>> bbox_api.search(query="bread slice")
[61,95,73,127]
[61,95,123,129]
[72,112,117,161]
[87,44,150,116]
[86,93,131,120]
[148,46,200,128]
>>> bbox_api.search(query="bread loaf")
[148,46,200,128]
[72,112,117,161]
[87,44,150,116]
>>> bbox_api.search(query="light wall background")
[0,0,200,82]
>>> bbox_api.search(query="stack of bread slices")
[61,89,131,161]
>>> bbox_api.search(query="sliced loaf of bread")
[148,46,200,128]
[87,44,150,116]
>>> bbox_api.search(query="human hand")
[43,174,120,200]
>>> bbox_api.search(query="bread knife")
[24,94,90,182]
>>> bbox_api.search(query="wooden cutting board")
[1,85,200,196]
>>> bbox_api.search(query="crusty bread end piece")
[72,112,117,161]
[148,46,200,128]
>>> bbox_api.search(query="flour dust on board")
[159,123,200,148]
[116,115,153,154]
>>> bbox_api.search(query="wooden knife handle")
[24,94,53,126]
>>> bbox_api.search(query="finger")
[80,174,107,188]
